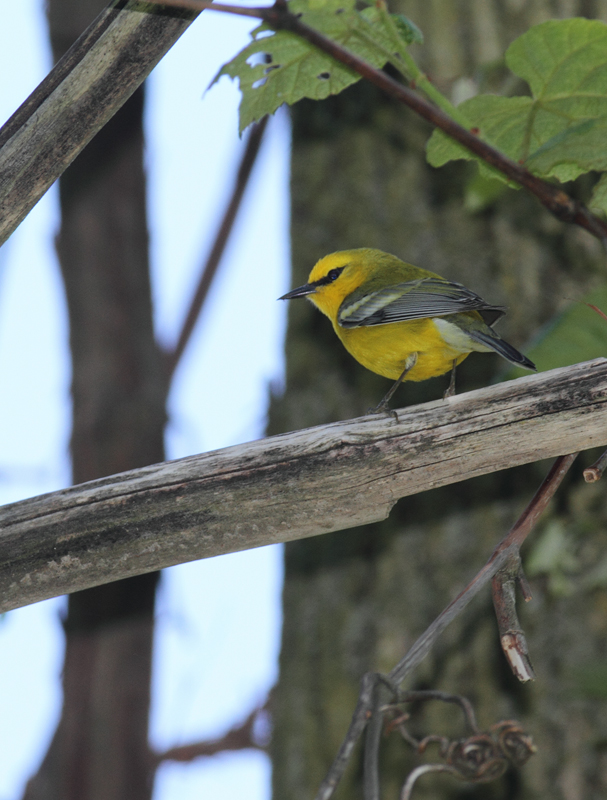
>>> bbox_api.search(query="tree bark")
[23,2,167,798]
[270,2,607,799]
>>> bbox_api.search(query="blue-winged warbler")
[280,248,536,412]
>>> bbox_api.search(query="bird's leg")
[368,352,418,415]
[443,360,457,399]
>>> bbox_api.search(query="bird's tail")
[467,330,536,371]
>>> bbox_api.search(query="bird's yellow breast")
[334,317,469,381]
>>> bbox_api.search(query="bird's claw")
[366,403,398,420]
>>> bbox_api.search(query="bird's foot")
[366,401,398,420]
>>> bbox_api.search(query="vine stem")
[148,0,607,246]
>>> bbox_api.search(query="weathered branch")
[1,359,606,613]
[0,0,201,247]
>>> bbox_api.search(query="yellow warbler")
[280,248,535,412]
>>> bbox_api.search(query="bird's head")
[279,249,384,320]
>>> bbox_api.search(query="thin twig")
[315,672,378,800]
[491,454,578,551]
[400,764,457,800]
[164,115,269,377]
[585,303,607,323]
[491,558,535,682]
[363,680,384,800]
[397,691,479,733]
[147,0,607,245]
[153,702,267,764]
[584,447,607,482]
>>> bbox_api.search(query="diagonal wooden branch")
[0,0,201,247]
[1,358,607,614]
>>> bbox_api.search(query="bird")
[279,248,536,413]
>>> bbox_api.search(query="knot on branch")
[545,189,579,223]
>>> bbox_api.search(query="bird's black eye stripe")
[313,266,345,287]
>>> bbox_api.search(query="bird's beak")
[278,283,316,300]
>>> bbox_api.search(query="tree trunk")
[23,2,167,798]
[269,2,607,799]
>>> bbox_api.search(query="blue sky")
[0,2,289,798]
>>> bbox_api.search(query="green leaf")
[427,18,607,182]
[508,283,607,378]
[426,95,532,182]
[214,0,421,133]
[526,117,607,181]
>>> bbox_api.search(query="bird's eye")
[313,265,346,288]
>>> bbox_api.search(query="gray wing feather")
[338,278,505,328]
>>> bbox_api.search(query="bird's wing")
[337,278,506,328]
